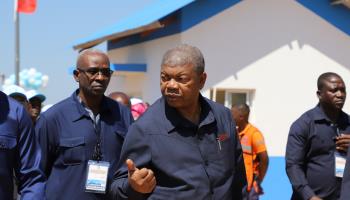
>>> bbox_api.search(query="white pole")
[14,0,20,86]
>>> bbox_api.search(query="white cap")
[41,104,53,113]
[26,90,46,102]
[2,85,27,99]
[130,97,143,105]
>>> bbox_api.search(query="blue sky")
[0,0,152,104]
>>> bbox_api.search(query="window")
[209,88,253,108]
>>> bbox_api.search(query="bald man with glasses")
[35,49,133,199]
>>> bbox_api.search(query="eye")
[176,76,189,83]
[86,68,99,75]
[161,74,170,82]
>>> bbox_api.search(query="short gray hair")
[161,44,205,74]
[76,48,110,68]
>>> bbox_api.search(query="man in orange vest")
[232,103,269,200]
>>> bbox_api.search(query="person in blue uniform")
[0,91,46,199]
[35,49,133,199]
[340,146,350,200]
[286,72,350,200]
[110,44,247,199]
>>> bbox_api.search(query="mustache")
[165,88,180,95]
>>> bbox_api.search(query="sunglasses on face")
[77,67,113,77]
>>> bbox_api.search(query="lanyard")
[92,115,102,161]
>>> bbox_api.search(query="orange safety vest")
[238,123,266,191]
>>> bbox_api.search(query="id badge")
[335,152,347,178]
[85,160,110,193]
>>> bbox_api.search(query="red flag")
[17,0,37,13]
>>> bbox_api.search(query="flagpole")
[14,0,20,86]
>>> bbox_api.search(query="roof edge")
[73,21,163,50]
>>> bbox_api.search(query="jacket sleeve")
[340,146,350,200]
[16,105,46,200]
[109,123,151,200]
[35,114,58,178]
[285,119,315,200]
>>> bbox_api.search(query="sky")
[0,0,152,105]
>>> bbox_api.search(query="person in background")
[26,90,46,124]
[286,72,350,200]
[108,91,131,109]
[130,97,148,120]
[3,85,31,113]
[0,90,46,199]
[231,103,269,200]
[110,44,247,199]
[35,49,133,199]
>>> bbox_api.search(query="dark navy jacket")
[286,105,350,200]
[35,91,133,200]
[0,91,46,199]
[110,96,247,200]
[340,146,350,200]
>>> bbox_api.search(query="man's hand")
[252,180,264,195]
[336,134,350,153]
[309,196,322,200]
[126,159,156,194]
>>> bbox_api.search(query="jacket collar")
[161,94,216,133]
[311,104,350,127]
[70,89,111,122]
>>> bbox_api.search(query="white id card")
[85,160,110,193]
[335,152,347,178]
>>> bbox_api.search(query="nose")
[168,78,178,88]
[336,90,346,98]
[94,71,107,80]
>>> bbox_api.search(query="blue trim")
[111,63,147,72]
[108,0,241,50]
[260,156,291,200]
[297,0,350,36]
[73,0,195,49]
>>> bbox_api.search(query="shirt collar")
[70,89,111,122]
[239,123,252,137]
[162,94,216,133]
[311,104,350,126]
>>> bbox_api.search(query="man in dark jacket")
[35,49,133,199]
[0,91,46,199]
[110,44,247,199]
[286,72,350,200]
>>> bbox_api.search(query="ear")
[73,70,79,82]
[317,90,322,100]
[199,72,207,90]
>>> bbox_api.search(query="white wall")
[107,34,182,103]
[107,0,350,156]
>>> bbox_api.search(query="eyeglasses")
[77,67,113,78]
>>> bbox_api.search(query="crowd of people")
[1,44,350,200]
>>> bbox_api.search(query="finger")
[336,139,350,146]
[149,176,156,189]
[144,169,155,182]
[126,159,136,174]
[340,134,350,138]
[138,168,151,178]
[336,146,348,152]
[145,176,156,193]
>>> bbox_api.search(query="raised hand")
[126,159,156,193]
